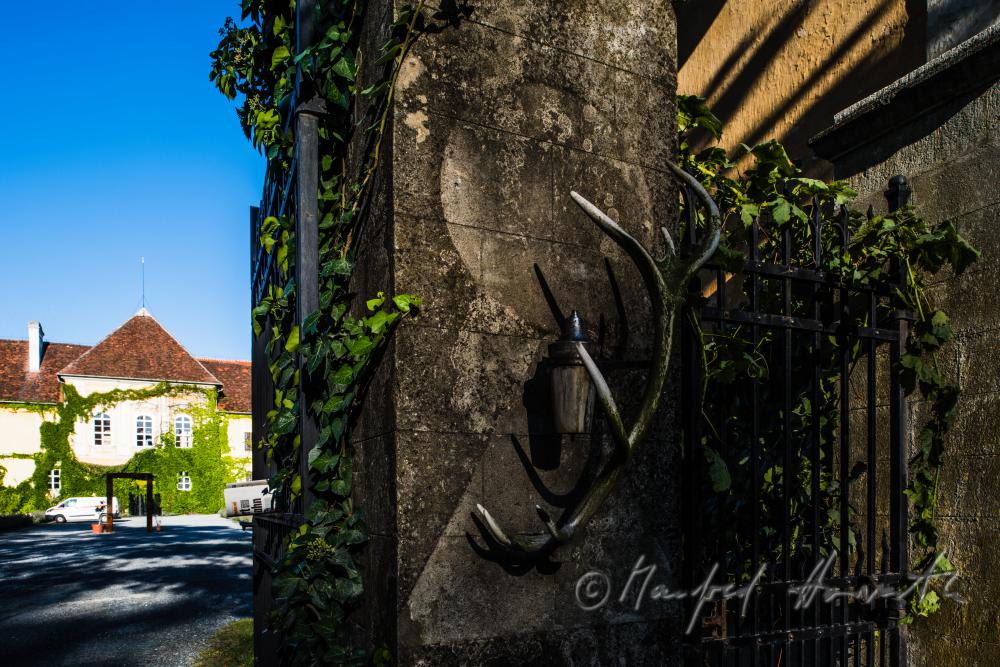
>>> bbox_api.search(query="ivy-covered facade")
[0,310,252,515]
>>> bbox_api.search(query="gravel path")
[0,514,252,666]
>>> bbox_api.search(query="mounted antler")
[475,160,722,559]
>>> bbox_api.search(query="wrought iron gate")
[680,181,913,667]
[249,2,323,663]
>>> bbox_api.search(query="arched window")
[174,415,193,448]
[93,412,111,446]
[177,471,192,491]
[136,415,153,447]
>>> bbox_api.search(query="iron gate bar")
[700,308,903,340]
[252,513,304,667]
[837,210,853,667]
[749,216,761,663]
[741,261,899,294]
[251,158,298,305]
[781,224,793,649]
[809,200,822,667]
[690,620,880,648]
[681,179,912,667]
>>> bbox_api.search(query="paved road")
[0,514,252,666]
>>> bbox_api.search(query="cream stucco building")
[0,310,251,500]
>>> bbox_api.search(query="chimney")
[28,321,44,372]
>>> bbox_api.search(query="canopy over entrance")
[105,473,154,533]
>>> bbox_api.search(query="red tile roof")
[59,311,220,385]
[0,341,90,404]
[0,312,251,412]
[199,359,251,414]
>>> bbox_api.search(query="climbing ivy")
[678,95,977,619]
[0,384,248,515]
[212,0,470,663]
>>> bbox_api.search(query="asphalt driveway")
[0,514,252,666]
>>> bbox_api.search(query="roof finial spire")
[136,258,150,317]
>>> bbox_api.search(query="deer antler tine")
[471,179,721,561]
[664,160,721,276]
[476,504,513,547]
[661,226,677,257]
[575,341,627,451]
[535,505,565,542]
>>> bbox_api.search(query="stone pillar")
[353,2,682,662]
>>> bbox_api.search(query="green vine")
[678,95,977,619]
[0,383,248,515]
[212,1,470,663]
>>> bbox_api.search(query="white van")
[45,497,120,523]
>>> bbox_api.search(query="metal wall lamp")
[476,161,722,560]
[548,310,595,435]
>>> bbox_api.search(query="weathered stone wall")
[351,1,683,663]
[677,0,926,177]
[812,27,1000,665]
[928,0,1000,58]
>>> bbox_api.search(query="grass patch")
[193,618,253,667]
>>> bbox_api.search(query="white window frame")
[136,415,153,447]
[174,415,193,448]
[93,412,111,446]
[48,468,60,495]
[177,471,192,492]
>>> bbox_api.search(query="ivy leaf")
[302,310,321,336]
[331,417,345,441]
[366,311,390,335]
[361,80,390,97]
[285,326,300,352]
[750,141,797,177]
[677,94,723,138]
[271,45,291,70]
[792,177,828,192]
[374,44,402,67]
[346,337,375,358]
[392,294,421,312]
[703,446,731,492]
[307,446,322,466]
[740,203,759,226]
[772,199,791,225]
[321,393,346,415]
[340,529,366,546]
[331,365,354,391]
[332,57,355,81]
[272,411,297,436]
[321,258,353,277]
[332,577,362,603]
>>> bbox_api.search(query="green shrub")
[0,481,34,515]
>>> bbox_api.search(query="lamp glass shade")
[550,361,594,434]
[548,310,593,434]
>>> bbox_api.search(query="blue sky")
[0,3,262,360]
